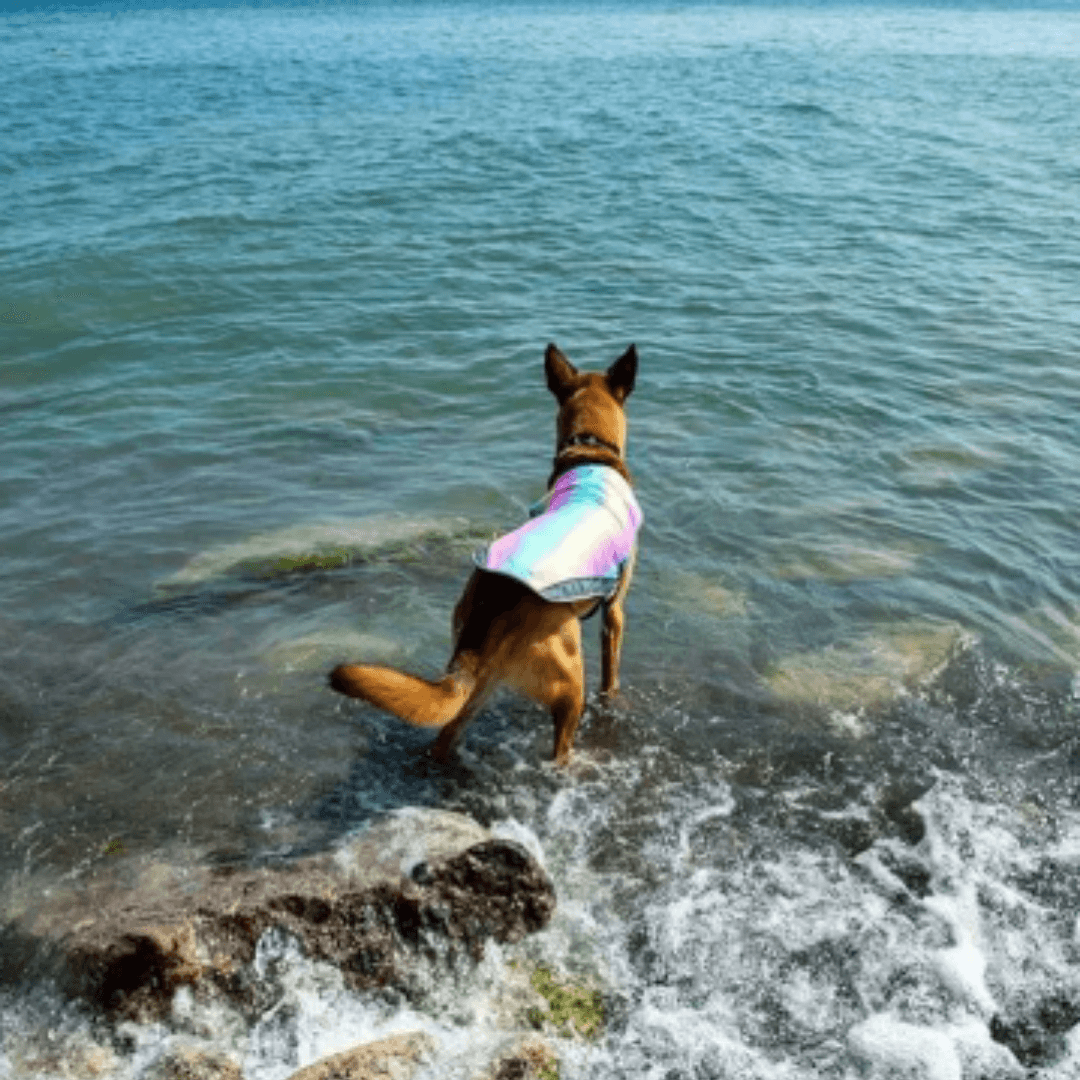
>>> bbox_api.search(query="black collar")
[549,432,628,487]
[556,432,622,457]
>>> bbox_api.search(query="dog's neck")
[549,433,631,488]
[560,432,622,457]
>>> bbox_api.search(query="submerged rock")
[764,620,965,716]
[16,810,555,1022]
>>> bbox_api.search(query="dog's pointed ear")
[545,343,579,403]
[606,345,637,403]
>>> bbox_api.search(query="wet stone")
[874,843,933,899]
[13,811,555,1022]
[3,1034,118,1079]
[145,1046,243,1080]
[476,1038,560,1080]
[876,779,932,845]
[283,1032,436,1080]
[990,991,1080,1068]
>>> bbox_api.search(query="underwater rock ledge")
[13,811,556,1022]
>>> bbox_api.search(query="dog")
[329,344,641,765]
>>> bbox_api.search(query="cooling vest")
[474,463,642,602]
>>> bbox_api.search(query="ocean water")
[3,1,1080,1077]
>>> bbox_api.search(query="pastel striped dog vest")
[474,464,642,602]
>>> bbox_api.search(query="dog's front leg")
[600,598,625,697]
[600,547,635,698]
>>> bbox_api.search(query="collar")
[557,432,623,457]
[549,432,631,487]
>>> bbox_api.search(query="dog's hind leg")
[511,614,586,764]
[430,668,496,763]
[550,691,585,766]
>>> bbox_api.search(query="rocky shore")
[2,809,582,1080]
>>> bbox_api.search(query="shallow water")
[3,2,1080,1077]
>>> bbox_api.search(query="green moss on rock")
[528,966,605,1040]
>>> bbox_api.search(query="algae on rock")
[526,966,605,1041]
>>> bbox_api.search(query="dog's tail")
[328,662,477,727]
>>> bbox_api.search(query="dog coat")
[474,463,643,602]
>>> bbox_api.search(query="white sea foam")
[331,807,490,883]
[1046,812,1080,865]
[1059,1026,1080,1077]
[612,995,804,1080]
[923,884,996,1018]
[243,931,438,1080]
[948,1017,1026,1080]
[240,928,587,1080]
[849,1014,962,1080]
[528,772,1077,1077]
[674,797,736,867]
[6,777,1079,1080]
[491,817,548,870]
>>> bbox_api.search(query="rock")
[4,1034,117,1078]
[17,810,555,1021]
[423,841,556,946]
[284,1032,436,1080]
[524,966,605,1040]
[146,1046,243,1080]
[876,779,932,846]
[765,621,964,715]
[475,1038,560,1080]
[990,991,1080,1069]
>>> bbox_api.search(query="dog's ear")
[606,345,637,403]
[545,343,580,403]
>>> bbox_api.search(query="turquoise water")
[3,3,1080,1077]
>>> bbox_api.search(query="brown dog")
[329,344,640,764]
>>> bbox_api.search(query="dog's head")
[544,344,637,474]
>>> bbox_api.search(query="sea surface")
[3,1,1080,1077]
